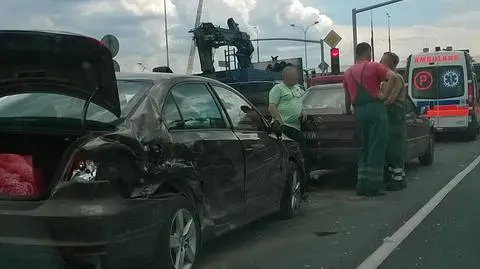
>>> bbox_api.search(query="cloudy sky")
[2,0,479,73]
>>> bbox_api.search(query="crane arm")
[186,0,204,74]
[190,18,254,74]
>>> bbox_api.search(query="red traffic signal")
[330,48,340,75]
[330,48,339,57]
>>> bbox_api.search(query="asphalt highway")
[196,136,480,269]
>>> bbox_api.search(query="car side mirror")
[266,121,283,138]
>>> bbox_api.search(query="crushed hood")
[0,30,121,117]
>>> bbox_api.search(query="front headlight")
[429,119,435,126]
[71,160,98,182]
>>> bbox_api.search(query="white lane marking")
[356,154,480,269]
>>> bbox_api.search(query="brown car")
[302,83,435,170]
[229,81,434,171]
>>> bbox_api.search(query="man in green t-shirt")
[269,66,311,178]
[268,66,306,140]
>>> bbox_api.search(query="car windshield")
[0,79,153,123]
[303,85,345,109]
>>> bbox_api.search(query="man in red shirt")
[343,42,399,196]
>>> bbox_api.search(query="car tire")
[279,161,303,219]
[465,126,478,141]
[464,117,479,141]
[154,195,201,269]
[419,134,434,166]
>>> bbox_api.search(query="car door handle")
[245,144,265,152]
[251,144,266,149]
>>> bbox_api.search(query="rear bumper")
[429,115,470,131]
[433,126,469,133]
[305,147,360,169]
[0,181,171,268]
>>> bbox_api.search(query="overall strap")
[349,63,367,90]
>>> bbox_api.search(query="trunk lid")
[303,108,358,147]
[0,30,120,117]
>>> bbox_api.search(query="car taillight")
[70,160,98,182]
[468,82,474,106]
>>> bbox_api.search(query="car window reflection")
[168,83,226,130]
[303,86,345,110]
[212,85,264,131]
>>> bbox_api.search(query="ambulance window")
[411,66,464,99]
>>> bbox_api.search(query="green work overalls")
[350,65,389,195]
[386,101,406,181]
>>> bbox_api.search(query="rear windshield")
[0,79,152,123]
[303,85,345,109]
[411,65,465,99]
[308,76,343,87]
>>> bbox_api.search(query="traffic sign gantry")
[324,30,342,48]
[101,34,119,58]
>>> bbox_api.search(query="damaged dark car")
[302,83,435,170]
[0,31,307,269]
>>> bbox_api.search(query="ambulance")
[406,47,480,140]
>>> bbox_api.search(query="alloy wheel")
[169,208,198,269]
[290,170,302,212]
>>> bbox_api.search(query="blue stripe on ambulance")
[416,99,461,107]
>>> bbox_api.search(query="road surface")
[196,137,480,269]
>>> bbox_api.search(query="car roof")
[308,83,344,90]
[115,72,222,84]
[228,80,279,85]
[116,72,186,81]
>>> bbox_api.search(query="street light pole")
[254,26,260,63]
[387,13,391,52]
[303,31,308,70]
[290,21,319,70]
[164,0,170,66]
[352,0,403,61]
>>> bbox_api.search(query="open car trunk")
[0,133,80,198]
[0,31,121,199]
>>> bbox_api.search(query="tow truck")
[190,18,283,83]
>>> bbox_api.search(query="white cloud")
[222,0,256,23]
[0,0,478,74]
[287,0,333,26]
[119,0,177,16]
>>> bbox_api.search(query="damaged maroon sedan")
[302,83,435,170]
[0,31,307,269]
